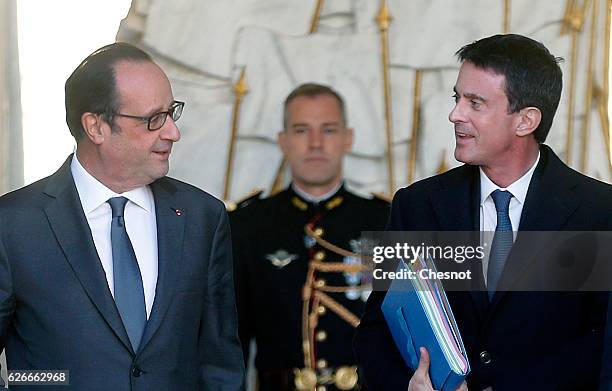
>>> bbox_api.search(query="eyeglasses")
[111,100,185,131]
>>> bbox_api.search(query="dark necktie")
[108,197,147,351]
[487,189,513,300]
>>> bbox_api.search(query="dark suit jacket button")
[132,367,143,377]
[479,351,492,364]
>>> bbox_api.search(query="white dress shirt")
[71,154,158,318]
[479,152,539,284]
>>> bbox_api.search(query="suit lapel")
[429,165,479,232]
[43,157,133,354]
[137,179,185,353]
[489,146,580,309]
[516,147,580,231]
[429,165,488,317]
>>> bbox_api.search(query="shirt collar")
[291,181,343,204]
[479,151,540,206]
[71,153,154,214]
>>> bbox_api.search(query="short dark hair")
[65,42,152,140]
[456,34,563,143]
[283,83,347,129]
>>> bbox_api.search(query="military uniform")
[230,185,389,391]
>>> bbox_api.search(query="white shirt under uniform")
[71,154,158,318]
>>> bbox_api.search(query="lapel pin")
[174,209,182,216]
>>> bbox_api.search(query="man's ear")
[515,107,541,137]
[81,112,107,145]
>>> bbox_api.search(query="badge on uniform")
[265,249,299,269]
[303,234,316,249]
[343,239,366,301]
[343,238,372,301]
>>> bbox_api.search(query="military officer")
[230,83,389,391]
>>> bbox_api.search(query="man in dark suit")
[354,34,612,391]
[0,43,244,390]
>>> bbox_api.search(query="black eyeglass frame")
[110,100,185,131]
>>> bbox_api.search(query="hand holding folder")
[381,257,470,391]
[409,347,468,391]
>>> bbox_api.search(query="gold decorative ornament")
[223,68,249,200]
[325,196,343,210]
[225,200,237,212]
[315,330,327,341]
[334,366,359,390]
[270,158,287,195]
[436,150,449,175]
[294,368,318,390]
[408,69,422,185]
[309,0,325,34]
[292,196,308,211]
[604,0,612,168]
[503,0,511,33]
[376,0,395,195]
[580,0,598,172]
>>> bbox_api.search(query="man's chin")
[152,164,170,180]
[454,148,475,165]
[296,174,339,188]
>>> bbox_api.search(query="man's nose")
[160,116,181,142]
[448,102,466,124]
[308,129,323,148]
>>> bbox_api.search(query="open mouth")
[455,132,474,139]
[153,150,171,157]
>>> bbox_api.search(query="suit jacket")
[354,145,612,391]
[0,156,245,391]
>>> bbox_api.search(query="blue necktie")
[108,197,147,351]
[487,190,513,300]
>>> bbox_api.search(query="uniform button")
[479,350,492,364]
[131,367,143,377]
[316,330,327,342]
[314,279,326,288]
[313,227,324,237]
[316,305,326,315]
[316,359,327,369]
[314,251,325,261]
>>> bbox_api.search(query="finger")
[415,347,430,375]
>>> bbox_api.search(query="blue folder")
[381,259,470,391]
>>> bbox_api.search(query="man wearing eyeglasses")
[0,43,244,390]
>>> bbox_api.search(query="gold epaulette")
[225,188,263,212]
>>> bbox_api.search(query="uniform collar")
[289,182,345,212]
